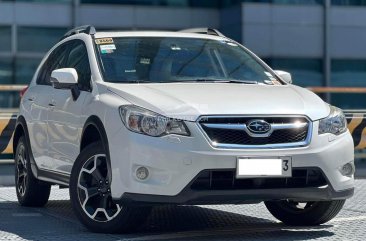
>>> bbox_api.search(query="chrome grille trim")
[197,115,313,149]
[202,122,308,138]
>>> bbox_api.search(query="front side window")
[95,37,280,85]
[65,41,92,91]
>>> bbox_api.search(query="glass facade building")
[0,0,365,108]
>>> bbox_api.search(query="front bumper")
[108,120,355,204]
[116,186,354,206]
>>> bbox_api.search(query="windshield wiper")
[173,78,258,84]
[212,79,258,84]
[121,80,154,83]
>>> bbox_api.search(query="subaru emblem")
[247,120,271,134]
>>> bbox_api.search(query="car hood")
[106,83,330,121]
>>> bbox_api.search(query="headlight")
[318,106,347,135]
[119,105,190,137]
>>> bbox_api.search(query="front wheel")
[69,142,151,233]
[265,199,346,226]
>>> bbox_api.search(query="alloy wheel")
[77,154,121,222]
[16,144,28,196]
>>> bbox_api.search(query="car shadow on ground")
[30,200,337,240]
[139,205,334,240]
[0,198,336,240]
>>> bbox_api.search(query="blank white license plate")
[236,158,292,178]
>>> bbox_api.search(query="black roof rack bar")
[60,25,96,40]
[179,28,225,37]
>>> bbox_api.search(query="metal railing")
[308,87,366,94]
[0,85,27,92]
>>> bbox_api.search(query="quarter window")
[36,44,68,86]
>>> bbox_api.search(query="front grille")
[190,168,327,191]
[199,116,310,147]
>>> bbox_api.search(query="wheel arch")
[13,116,26,157]
[80,115,110,159]
[13,115,32,159]
[13,115,39,177]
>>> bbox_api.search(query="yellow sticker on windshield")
[95,38,114,45]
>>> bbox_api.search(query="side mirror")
[274,70,292,84]
[51,68,80,101]
[51,68,78,89]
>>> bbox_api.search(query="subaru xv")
[13,26,354,233]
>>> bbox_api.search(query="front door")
[47,40,92,174]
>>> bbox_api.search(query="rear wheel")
[265,199,345,226]
[15,136,51,207]
[69,142,151,233]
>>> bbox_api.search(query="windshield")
[95,37,281,85]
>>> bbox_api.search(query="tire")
[69,142,152,233]
[265,199,346,226]
[15,136,51,207]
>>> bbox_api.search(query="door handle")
[28,96,35,102]
[48,103,55,107]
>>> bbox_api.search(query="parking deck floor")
[0,177,365,240]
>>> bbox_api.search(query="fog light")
[340,162,355,177]
[136,166,149,180]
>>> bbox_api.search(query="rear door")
[47,40,91,174]
[26,44,68,170]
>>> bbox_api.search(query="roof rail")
[179,28,225,37]
[60,25,96,40]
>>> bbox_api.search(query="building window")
[330,59,366,109]
[271,0,323,4]
[0,26,12,52]
[17,27,67,52]
[15,57,42,85]
[330,93,366,110]
[0,58,15,108]
[331,59,366,87]
[264,58,323,87]
[12,0,72,3]
[0,58,13,84]
[80,0,220,7]
[331,0,366,6]
[221,0,323,7]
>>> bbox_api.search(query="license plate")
[236,157,292,178]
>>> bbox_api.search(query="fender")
[81,115,110,157]
[80,116,112,180]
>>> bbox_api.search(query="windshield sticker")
[100,44,116,51]
[170,44,181,51]
[95,38,114,45]
[125,69,136,73]
[140,58,151,65]
[101,49,114,54]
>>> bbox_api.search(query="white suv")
[14,26,355,233]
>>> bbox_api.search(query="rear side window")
[36,44,68,86]
[65,41,91,91]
